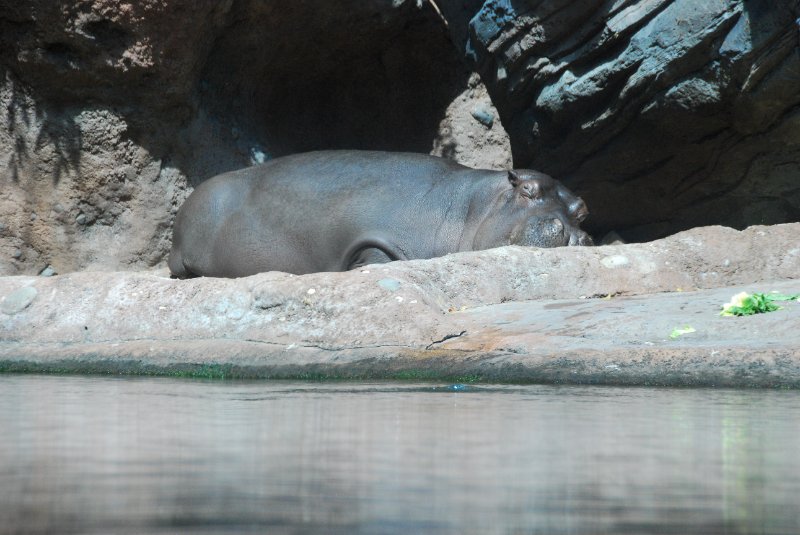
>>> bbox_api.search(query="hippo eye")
[521,182,541,200]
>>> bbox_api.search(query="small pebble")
[307,288,316,295]
[378,278,401,292]
[471,106,494,128]
[76,214,87,225]
[250,147,268,165]
[496,65,507,82]
[600,255,629,268]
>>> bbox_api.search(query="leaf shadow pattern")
[3,66,82,187]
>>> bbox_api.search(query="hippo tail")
[341,236,409,271]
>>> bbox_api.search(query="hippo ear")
[569,198,589,222]
[508,170,522,187]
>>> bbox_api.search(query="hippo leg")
[348,248,394,269]
[342,237,409,271]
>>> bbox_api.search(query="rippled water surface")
[1,375,799,534]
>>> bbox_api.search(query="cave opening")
[192,1,473,183]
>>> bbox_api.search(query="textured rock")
[440,0,800,240]
[0,76,189,274]
[0,0,510,275]
[0,0,223,275]
[0,1,227,108]
[431,73,512,169]
[1,224,798,386]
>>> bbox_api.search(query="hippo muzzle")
[503,170,593,249]
[512,216,594,248]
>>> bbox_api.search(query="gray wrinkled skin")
[169,150,592,277]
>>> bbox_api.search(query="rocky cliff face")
[0,0,797,275]
[441,0,800,240]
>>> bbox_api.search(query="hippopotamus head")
[506,170,593,247]
[474,169,593,249]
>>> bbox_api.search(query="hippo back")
[170,151,493,276]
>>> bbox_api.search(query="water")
[1,376,799,535]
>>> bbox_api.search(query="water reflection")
[1,376,799,534]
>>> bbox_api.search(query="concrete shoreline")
[1,224,798,387]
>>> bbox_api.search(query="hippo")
[168,150,592,277]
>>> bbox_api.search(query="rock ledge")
[1,224,798,387]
